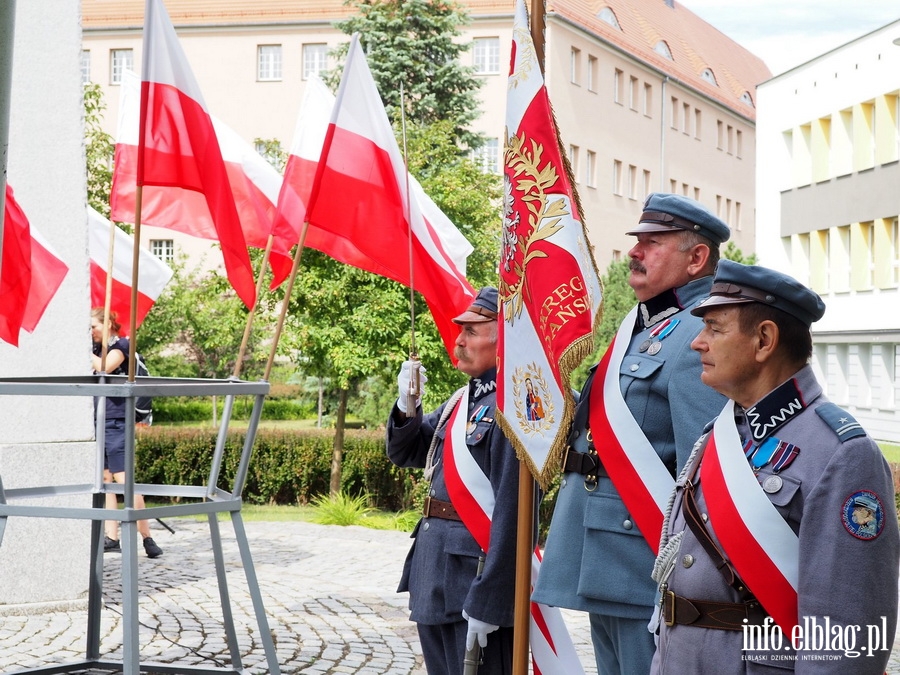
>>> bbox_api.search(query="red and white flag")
[111,69,292,288]
[497,0,602,487]
[111,0,255,308]
[0,185,69,346]
[289,35,476,359]
[88,207,174,336]
[271,74,334,289]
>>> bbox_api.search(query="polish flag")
[89,207,174,336]
[293,35,476,359]
[0,185,69,346]
[113,0,255,308]
[111,69,292,288]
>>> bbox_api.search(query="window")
[586,150,596,187]
[569,145,580,180]
[628,164,637,199]
[570,47,581,85]
[642,169,651,200]
[682,102,690,134]
[893,217,900,286]
[302,44,328,79]
[654,41,673,60]
[717,120,724,150]
[740,91,754,107]
[643,83,652,117]
[81,50,91,84]
[587,55,598,92]
[736,129,743,158]
[150,239,174,264]
[613,160,623,195]
[110,49,133,85]
[472,138,500,174]
[670,96,679,130]
[700,68,717,86]
[628,76,638,110]
[598,7,620,29]
[727,125,734,154]
[694,108,702,139]
[614,69,624,104]
[257,45,282,81]
[473,37,500,74]
[734,201,742,231]
[850,221,875,290]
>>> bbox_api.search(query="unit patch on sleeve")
[841,490,885,541]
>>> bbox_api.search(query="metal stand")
[0,374,280,675]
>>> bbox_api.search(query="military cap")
[627,192,731,245]
[853,493,880,513]
[452,287,499,324]
[692,260,826,327]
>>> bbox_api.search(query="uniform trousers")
[590,612,655,675]
[417,621,513,675]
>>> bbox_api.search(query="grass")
[880,442,900,464]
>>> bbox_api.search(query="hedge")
[135,426,427,511]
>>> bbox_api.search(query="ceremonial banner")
[88,207,174,336]
[297,34,476,359]
[497,0,602,488]
[111,70,292,288]
[117,0,255,308]
[0,185,69,346]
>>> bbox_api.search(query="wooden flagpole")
[233,233,275,379]
[511,4,547,674]
[98,208,119,375]
[263,223,309,382]
[126,185,144,381]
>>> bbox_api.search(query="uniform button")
[573,429,580,439]
[423,521,430,531]
[682,554,694,568]
[430,488,436,497]
[623,519,633,530]
[561,478,567,488]
[629,364,639,372]
[701,513,709,523]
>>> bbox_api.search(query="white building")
[756,21,900,443]
[81,0,769,271]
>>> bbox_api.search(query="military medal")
[467,405,489,435]
[749,437,780,470]
[644,318,680,355]
[762,475,783,493]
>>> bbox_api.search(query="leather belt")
[562,447,608,477]
[423,496,461,521]
[662,590,768,631]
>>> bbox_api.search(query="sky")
[680,0,900,76]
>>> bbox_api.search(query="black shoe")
[104,536,120,553]
[143,537,163,558]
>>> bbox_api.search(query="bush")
[135,425,426,510]
[151,396,315,423]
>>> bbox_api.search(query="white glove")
[462,609,499,651]
[396,360,427,413]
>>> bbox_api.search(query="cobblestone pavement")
[0,518,897,674]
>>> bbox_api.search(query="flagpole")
[126,186,143,380]
[263,223,309,381]
[398,82,420,416]
[233,233,275,379]
[512,3,546,674]
[0,0,15,285]
[99,209,118,374]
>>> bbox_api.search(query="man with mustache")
[533,193,730,674]
[386,287,526,675]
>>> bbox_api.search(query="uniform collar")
[637,275,714,330]
[470,367,497,400]
[737,365,822,443]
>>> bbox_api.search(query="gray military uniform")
[651,365,900,674]
[533,276,727,672]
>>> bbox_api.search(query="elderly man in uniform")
[533,193,730,674]
[650,261,899,674]
[386,287,525,675]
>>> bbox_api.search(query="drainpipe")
[659,75,668,191]
[0,1,16,281]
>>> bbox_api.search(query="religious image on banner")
[496,0,602,490]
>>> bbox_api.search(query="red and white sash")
[700,400,799,633]
[443,388,585,675]
[588,306,675,554]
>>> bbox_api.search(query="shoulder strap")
[424,386,467,482]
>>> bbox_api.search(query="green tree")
[326,0,483,150]
[84,83,115,219]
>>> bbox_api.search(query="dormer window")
[654,40,673,60]
[740,91,755,107]
[598,7,620,29]
[701,68,717,86]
